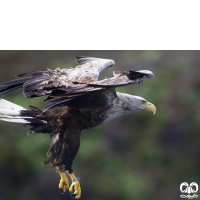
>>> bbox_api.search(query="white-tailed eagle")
[0,56,156,199]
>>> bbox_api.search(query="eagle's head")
[118,93,156,115]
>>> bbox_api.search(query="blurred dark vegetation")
[0,51,200,200]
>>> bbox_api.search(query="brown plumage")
[0,56,156,199]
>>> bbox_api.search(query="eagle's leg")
[59,171,69,194]
[68,172,81,199]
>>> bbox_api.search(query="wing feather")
[0,56,115,98]
[45,70,154,100]
[74,56,115,73]
[75,56,98,65]
[87,70,154,87]
[42,70,154,110]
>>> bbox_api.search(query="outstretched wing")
[50,70,154,96]
[0,56,115,98]
[43,70,154,110]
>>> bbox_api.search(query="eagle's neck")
[102,93,135,124]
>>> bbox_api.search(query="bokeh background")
[0,51,199,200]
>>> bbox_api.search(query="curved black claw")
[60,189,67,194]
[70,192,77,199]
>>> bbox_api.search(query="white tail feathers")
[0,99,31,123]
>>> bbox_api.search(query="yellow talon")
[59,171,69,193]
[69,173,81,199]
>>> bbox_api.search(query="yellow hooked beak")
[142,101,156,115]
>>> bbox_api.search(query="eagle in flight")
[0,56,156,199]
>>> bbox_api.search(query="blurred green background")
[0,51,199,200]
